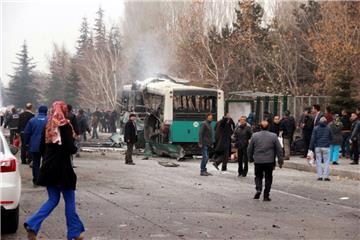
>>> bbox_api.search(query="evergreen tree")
[46,45,70,104]
[76,17,91,58]
[64,60,81,106]
[330,68,358,112]
[6,41,38,107]
[94,7,106,49]
[0,79,6,106]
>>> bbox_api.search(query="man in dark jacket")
[248,120,283,201]
[280,110,296,160]
[199,113,213,176]
[312,104,324,127]
[4,107,20,145]
[67,105,79,136]
[124,113,137,165]
[350,113,359,165]
[300,108,314,158]
[18,103,35,164]
[213,114,234,171]
[340,109,351,158]
[77,109,91,141]
[309,117,333,181]
[269,116,281,136]
[24,105,48,186]
[234,116,252,177]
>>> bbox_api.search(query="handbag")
[307,150,315,166]
[13,135,20,148]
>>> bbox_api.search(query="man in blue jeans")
[198,113,213,176]
[24,105,48,187]
[309,117,333,181]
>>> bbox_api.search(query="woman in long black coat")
[24,101,85,240]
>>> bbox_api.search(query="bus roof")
[146,80,221,96]
[123,77,222,96]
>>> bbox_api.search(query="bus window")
[173,95,217,114]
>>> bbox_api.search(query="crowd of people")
[1,101,359,237]
[198,105,360,199]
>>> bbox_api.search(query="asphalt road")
[2,151,360,240]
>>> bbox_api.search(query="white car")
[0,130,21,233]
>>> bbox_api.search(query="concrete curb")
[283,161,360,181]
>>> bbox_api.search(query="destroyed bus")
[121,76,224,159]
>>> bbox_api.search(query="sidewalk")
[283,156,360,180]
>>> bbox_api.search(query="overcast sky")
[1,0,124,86]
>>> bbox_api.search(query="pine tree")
[94,7,106,49]
[64,60,81,106]
[46,45,70,105]
[6,41,38,107]
[76,17,91,58]
[330,68,358,112]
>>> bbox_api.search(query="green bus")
[121,76,224,155]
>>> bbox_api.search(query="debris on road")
[158,161,180,167]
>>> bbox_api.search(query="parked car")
[0,130,21,233]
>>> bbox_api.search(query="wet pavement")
[2,151,360,240]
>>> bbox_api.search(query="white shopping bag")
[278,136,284,148]
[307,150,315,166]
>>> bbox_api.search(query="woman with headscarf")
[24,101,85,240]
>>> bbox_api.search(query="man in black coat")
[124,113,137,165]
[18,103,35,164]
[213,114,234,171]
[234,116,252,177]
[280,110,296,160]
[269,116,281,136]
[300,108,314,158]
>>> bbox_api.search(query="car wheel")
[1,206,19,234]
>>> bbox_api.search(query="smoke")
[122,1,240,82]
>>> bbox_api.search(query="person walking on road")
[340,109,351,158]
[329,116,343,165]
[124,113,137,165]
[18,103,35,164]
[24,105,48,187]
[24,101,84,240]
[280,110,296,160]
[309,117,333,181]
[91,114,100,139]
[199,113,214,176]
[234,116,252,177]
[213,114,235,171]
[299,108,314,158]
[4,107,20,146]
[269,116,281,136]
[350,113,359,165]
[247,120,283,201]
[77,109,91,142]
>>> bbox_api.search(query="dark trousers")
[20,132,31,164]
[238,147,248,176]
[303,133,312,156]
[30,152,41,185]
[214,150,229,171]
[9,129,17,146]
[341,132,351,157]
[254,163,274,197]
[351,140,359,163]
[125,143,134,163]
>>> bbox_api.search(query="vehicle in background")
[0,130,21,234]
[121,75,224,158]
